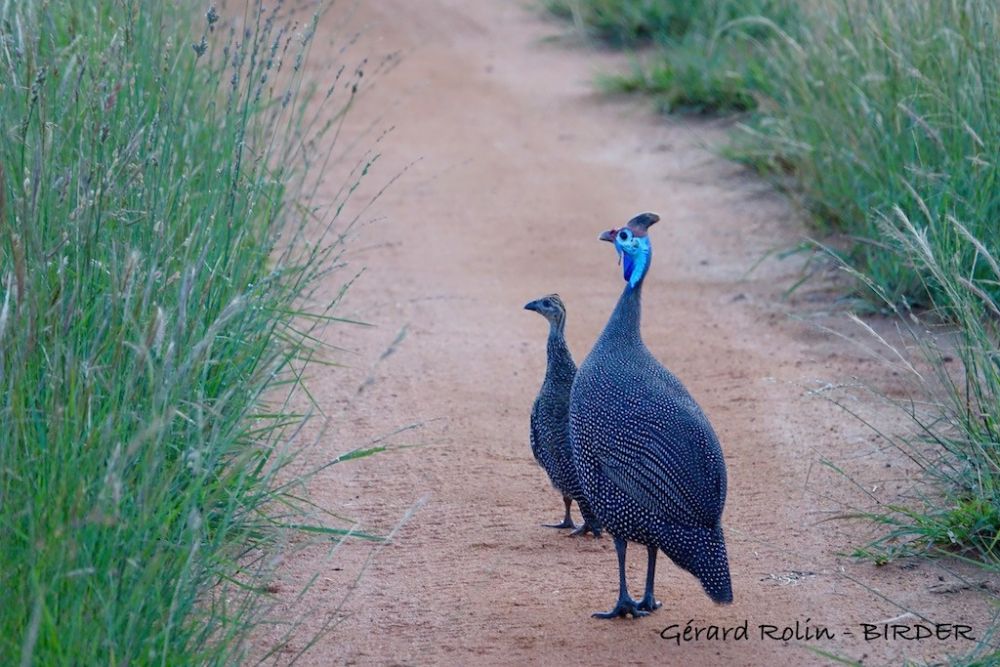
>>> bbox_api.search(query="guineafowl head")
[524,293,566,330]
[599,211,659,288]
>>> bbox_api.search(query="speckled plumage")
[570,213,732,617]
[526,294,601,536]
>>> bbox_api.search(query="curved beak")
[523,299,540,312]
[599,228,617,243]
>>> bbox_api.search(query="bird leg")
[637,544,662,612]
[543,496,577,529]
[593,537,647,619]
[569,501,602,538]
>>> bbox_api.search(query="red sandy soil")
[251,1,996,664]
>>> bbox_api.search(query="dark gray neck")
[545,323,576,382]
[596,281,643,349]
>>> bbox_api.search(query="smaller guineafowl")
[525,294,601,537]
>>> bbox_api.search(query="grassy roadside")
[545,0,999,662]
[1,1,373,662]
[550,0,796,113]
[736,1,1000,310]
[835,212,999,568]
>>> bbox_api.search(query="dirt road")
[253,1,992,664]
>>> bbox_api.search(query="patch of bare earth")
[251,1,995,664]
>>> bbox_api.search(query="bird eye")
[618,230,629,241]
[541,298,552,307]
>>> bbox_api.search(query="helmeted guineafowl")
[569,212,732,618]
[525,294,601,537]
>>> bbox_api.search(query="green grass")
[552,0,796,113]
[542,0,699,46]
[835,211,1000,567]
[1,0,374,663]
[823,211,1000,667]
[735,0,1000,309]
[597,42,760,114]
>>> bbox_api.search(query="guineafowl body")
[525,294,601,537]
[569,212,732,618]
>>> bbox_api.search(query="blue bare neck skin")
[596,280,644,350]
[545,320,576,383]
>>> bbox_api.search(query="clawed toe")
[543,518,578,529]
[568,522,602,538]
[637,594,662,612]
[592,597,648,619]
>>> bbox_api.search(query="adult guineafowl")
[569,212,732,618]
[525,294,601,537]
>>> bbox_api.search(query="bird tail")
[656,524,733,604]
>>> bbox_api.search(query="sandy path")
[254,1,993,664]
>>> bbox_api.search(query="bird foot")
[637,593,662,612]
[543,518,577,529]
[592,596,649,619]
[568,521,602,538]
